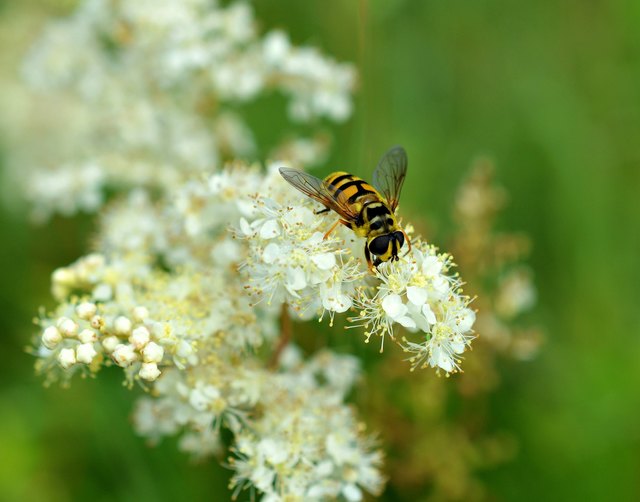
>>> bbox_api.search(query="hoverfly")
[279,145,411,271]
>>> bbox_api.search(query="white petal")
[343,484,363,502]
[422,304,437,325]
[286,267,307,290]
[259,219,280,239]
[458,308,476,332]
[432,346,454,372]
[93,283,112,301]
[262,242,280,264]
[432,275,449,295]
[251,465,276,493]
[258,438,288,464]
[323,293,352,313]
[381,293,407,319]
[450,335,467,354]
[306,232,324,245]
[397,316,417,329]
[283,205,314,226]
[239,217,253,236]
[311,252,336,270]
[406,286,427,306]
[422,255,443,276]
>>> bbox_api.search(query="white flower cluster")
[240,175,476,372]
[37,253,221,384]
[13,0,354,220]
[20,1,477,500]
[352,245,476,372]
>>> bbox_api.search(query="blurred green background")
[1,0,640,500]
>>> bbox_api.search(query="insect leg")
[364,245,375,273]
[323,219,348,240]
[401,229,412,256]
[314,207,331,215]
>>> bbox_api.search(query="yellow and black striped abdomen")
[324,171,381,207]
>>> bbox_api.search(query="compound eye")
[394,231,405,248]
[368,235,390,255]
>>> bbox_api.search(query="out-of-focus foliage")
[1,1,639,502]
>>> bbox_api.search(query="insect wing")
[372,145,408,212]
[279,167,359,220]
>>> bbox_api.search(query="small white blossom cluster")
[19,1,477,499]
[12,0,354,221]
[229,349,383,502]
[36,253,222,384]
[237,169,365,321]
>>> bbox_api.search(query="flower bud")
[52,268,74,286]
[114,316,132,336]
[78,328,98,344]
[129,326,150,349]
[112,344,137,367]
[90,315,104,330]
[142,341,164,363]
[58,348,77,369]
[75,302,97,320]
[58,318,78,338]
[76,342,98,364]
[102,335,119,353]
[139,362,161,381]
[42,326,62,349]
[132,306,149,323]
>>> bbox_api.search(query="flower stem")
[269,303,292,369]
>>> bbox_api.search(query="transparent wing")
[279,167,359,221]
[372,145,408,212]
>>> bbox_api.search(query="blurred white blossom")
[13,0,356,221]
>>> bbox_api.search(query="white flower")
[258,438,288,465]
[381,294,416,329]
[403,305,476,373]
[320,283,352,314]
[189,384,222,412]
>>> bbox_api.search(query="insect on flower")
[280,146,411,271]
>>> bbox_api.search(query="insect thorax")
[362,201,397,234]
